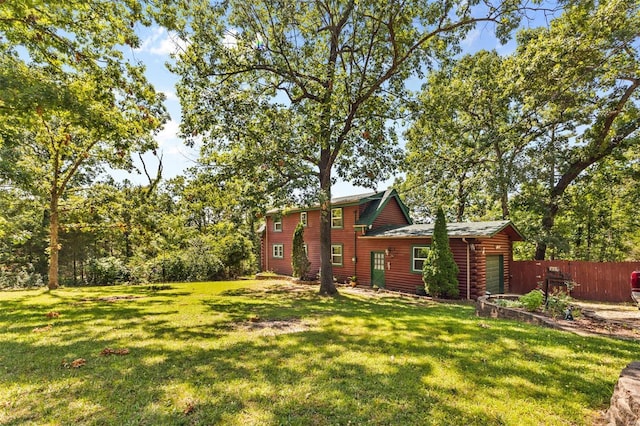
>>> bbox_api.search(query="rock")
[604,361,640,426]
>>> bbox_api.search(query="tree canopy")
[403,0,640,260]
[171,0,540,294]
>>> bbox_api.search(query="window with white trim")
[331,208,343,228]
[412,245,430,272]
[303,244,308,257]
[331,244,343,266]
[300,211,308,227]
[273,244,284,258]
[273,217,282,232]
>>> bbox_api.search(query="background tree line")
[1,0,638,289]
[400,0,640,262]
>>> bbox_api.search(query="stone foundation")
[603,361,640,426]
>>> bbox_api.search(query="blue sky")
[118,10,553,197]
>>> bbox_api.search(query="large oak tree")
[172,0,535,294]
[1,1,168,289]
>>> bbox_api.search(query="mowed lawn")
[0,280,635,425]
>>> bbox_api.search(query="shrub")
[291,222,311,279]
[519,290,544,312]
[422,208,459,298]
[545,289,574,318]
[493,298,523,308]
[87,256,130,286]
[0,265,44,289]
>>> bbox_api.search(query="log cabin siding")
[264,204,363,279]
[371,198,412,229]
[356,237,473,296]
[260,191,522,299]
[474,233,512,295]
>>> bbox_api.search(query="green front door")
[485,255,504,294]
[371,252,385,288]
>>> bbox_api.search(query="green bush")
[493,298,523,308]
[519,290,544,312]
[147,255,188,283]
[422,208,459,298]
[291,222,311,279]
[0,265,44,288]
[87,256,130,286]
[545,289,573,318]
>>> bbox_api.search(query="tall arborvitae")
[291,222,311,279]
[423,207,460,298]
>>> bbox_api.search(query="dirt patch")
[477,296,640,341]
[236,318,311,336]
[548,314,640,340]
[77,295,142,303]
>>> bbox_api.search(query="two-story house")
[260,189,524,299]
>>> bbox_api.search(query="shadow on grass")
[0,282,636,425]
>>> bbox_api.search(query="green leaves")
[422,207,459,298]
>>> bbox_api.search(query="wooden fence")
[510,260,640,303]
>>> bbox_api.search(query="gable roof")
[355,188,412,226]
[266,189,412,225]
[363,220,525,241]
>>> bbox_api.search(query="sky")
[115,8,554,197]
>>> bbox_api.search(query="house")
[260,189,524,299]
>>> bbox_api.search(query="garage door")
[486,255,504,294]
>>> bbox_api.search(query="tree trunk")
[47,193,60,289]
[318,153,337,295]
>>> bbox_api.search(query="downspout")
[462,238,471,300]
[353,209,358,278]
[265,217,269,272]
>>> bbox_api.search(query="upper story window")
[273,216,282,232]
[331,244,343,266]
[300,211,308,227]
[331,208,343,228]
[412,245,430,272]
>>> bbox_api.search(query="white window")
[331,244,343,266]
[300,211,308,227]
[273,217,282,232]
[303,244,308,257]
[273,244,284,258]
[331,208,343,228]
[412,246,430,272]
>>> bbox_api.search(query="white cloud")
[137,27,188,56]
[155,119,182,154]
[461,28,481,48]
[223,29,239,49]
[161,90,178,101]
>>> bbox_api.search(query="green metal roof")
[355,188,412,226]
[362,220,525,241]
[266,189,412,224]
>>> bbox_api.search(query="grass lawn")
[0,280,635,425]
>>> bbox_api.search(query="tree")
[510,0,640,259]
[403,50,526,222]
[1,2,168,289]
[403,0,640,260]
[291,222,311,280]
[172,0,535,295]
[422,207,459,298]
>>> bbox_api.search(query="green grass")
[0,280,635,425]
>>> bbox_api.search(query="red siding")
[355,237,431,293]
[371,198,411,229]
[263,204,362,280]
[355,234,513,300]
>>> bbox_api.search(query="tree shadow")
[0,282,636,424]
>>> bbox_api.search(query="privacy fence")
[510,260,640,303]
